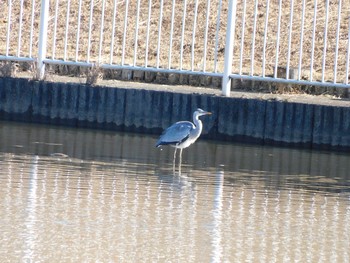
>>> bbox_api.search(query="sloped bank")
[0,77,349,151]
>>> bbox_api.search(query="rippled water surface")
[1,121,350,262]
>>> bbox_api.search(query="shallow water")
[0,121,349,262]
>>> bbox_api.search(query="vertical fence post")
[222,0,237,97]
[37,0,49,79]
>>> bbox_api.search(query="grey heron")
[155,108,212,168]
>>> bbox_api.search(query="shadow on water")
[1,120,350,193]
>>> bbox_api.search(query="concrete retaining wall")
[0,77,349,151]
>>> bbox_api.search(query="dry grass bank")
[0,0,349,84]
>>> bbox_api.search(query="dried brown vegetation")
[0,0,349,84]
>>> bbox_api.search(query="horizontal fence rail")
[0,0,349,96]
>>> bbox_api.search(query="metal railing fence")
[0,0,349,96]
[223,0,350,95]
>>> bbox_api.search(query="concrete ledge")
[0,77,350,151]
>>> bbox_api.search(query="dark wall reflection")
[1,121,350,180]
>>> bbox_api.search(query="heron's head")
[195,108,212,117]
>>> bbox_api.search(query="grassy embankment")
[0,0,349,92]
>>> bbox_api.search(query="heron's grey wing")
[156,121,194,146]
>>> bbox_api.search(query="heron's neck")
[193,114,203,131]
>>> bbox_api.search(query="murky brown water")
[0,121,350,262]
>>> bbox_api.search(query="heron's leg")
[179,148,183,174]
[173,148,177,172]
